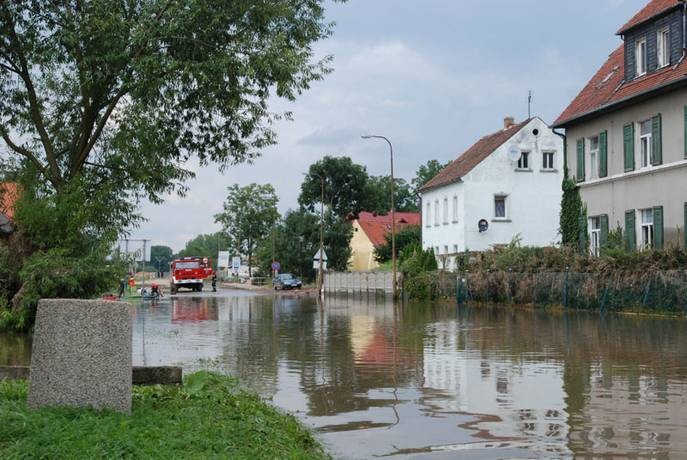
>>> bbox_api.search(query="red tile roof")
[617,0,679,35]
[556,0,687,127]
[419,119,531,192]
[0,182,19,220]
[356,211,421,247]
[555,45,687,127]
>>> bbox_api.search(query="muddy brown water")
[3,291,687,459]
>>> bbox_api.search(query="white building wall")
[422,118,563,260]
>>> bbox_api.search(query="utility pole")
[362,135,397,300]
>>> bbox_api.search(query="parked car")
[273,273,302,290]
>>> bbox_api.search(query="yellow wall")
[347,220,379,272]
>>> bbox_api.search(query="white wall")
[422,118,563,260]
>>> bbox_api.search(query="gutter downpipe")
[682,0,687,61]
[552,128,567,174]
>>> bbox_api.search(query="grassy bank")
[0,372,328,459]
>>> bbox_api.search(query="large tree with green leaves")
[0,0,337,222]
[215,184,279,277]
[299,156,370,218]
[412,159,449,194]
[363,175,418,213]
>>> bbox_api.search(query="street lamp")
[361,135,397,300]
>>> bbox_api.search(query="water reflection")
[4,294,687,458]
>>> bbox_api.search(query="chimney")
[503,116,515,129]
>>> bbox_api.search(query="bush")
[0,250,121,331]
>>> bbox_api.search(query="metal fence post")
[563,267,569,309]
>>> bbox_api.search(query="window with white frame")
[640,119,652,168]
[589,136,599,179]
[542,151,555,170]
[589,217,601,257]
[444,245,449,255]
[657,27,670,68]
[453,244,458,254]
[640,209,654,250]
[434,200,439,226]
[443,197,448,224]
[452,195,458,222]
[425,202,431,227]
[635,37,647,76]
[517,151,530,169]
[494,195,507,219]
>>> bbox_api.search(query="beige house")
[554,0,687,253]
[347,212,420,272]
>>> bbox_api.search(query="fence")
[453,269,687,313]
[324,271,394,296]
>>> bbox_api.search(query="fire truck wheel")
[197,284,203,292]
[171,284,177,294]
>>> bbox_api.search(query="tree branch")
[1,4,61,187]
[0,128,51,180]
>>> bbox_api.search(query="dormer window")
[635,38,647,76]
[657,27,669,68]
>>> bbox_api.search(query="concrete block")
[27,299,132,414]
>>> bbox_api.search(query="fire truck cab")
[170,256,214,294]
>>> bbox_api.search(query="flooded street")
[3,290,687,459]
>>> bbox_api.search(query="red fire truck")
[169,256,214,294]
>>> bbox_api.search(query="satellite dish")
[508,146,521,162]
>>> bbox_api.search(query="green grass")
[0,372,329,459]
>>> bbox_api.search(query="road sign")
[271,261,281,271]
[231,256,241,271]
[218,251,230,268]
[313,249,328,261]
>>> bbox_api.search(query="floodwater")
[3,291,687,459]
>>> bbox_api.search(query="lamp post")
[361,135,397,300]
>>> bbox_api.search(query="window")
[434,200,439,226]
[425,202,431,227]
[443,197,448,224]
[657,28,670,68]
[452,196,458,222]
[453,244,458,254]
[640,119,652,168]
[542,151,555,170]
[517,151,530,169]
[635,38,647,76]
[640,209,654,250]
[494,195,507,219]
[589,136,599,179]
[590,217,601,257]
[444,245,449,255]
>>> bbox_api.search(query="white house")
[419,117,563,269]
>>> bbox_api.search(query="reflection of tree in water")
[0,332,31,366]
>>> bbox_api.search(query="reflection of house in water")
[421,320,570,453]
[567,366,687,457]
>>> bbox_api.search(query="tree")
[0,0,337,228]
[256,210,320,280]
[176,233,225,259]
[150,245,173,274]
[412,160,449,193]
[363,175,418,213]
[374,225,421,263]
[215,184,279,277]
[299,156,370,218]
[560,167,584,248]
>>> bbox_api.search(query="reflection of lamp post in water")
[317,174,325,295]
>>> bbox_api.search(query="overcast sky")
[135,0,646,251]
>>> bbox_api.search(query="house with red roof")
[554,0,687,254]
[348,211,420,271]
[419,117,563,268]
[0,182,19,236]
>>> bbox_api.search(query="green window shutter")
[684,202,687,249]
[599,130,608,178]
[651,114,662,165]
[578,213,587,253]
[600,214,609,249]
[653,206,664,250]
[623,123,635,172]
[576,139,585,182]
[684,107,687,158]
[625,210,636,252]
